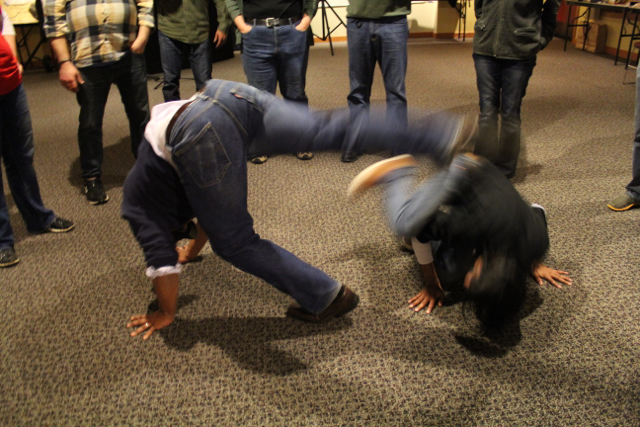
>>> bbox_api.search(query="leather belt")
[166,100,194,143]
[248,16,300,27]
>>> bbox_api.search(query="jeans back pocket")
[173,123,230,188]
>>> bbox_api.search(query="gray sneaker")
[607,194,640,211]
[0,248,19,268]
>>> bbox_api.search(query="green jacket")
[346,0,411,19]
[473,0,560,60]
[225,0,319,21]
[157,0,231,45]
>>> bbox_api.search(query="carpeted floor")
[1,38,639,426]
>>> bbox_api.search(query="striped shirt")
[43,0,154,68]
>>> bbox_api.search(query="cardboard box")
[573,21,608,53]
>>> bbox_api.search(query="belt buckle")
[265,17,276,27]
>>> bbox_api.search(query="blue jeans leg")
[113,53,150,158]
[375,17,408,128]
[473,53,535,177]
[627,64,640,198]
[0,84,55,248]
[189,39,212,92]
[241,25,278,94]
[347,18,375,118]
[168,93,341,314]
[158,31,184,102]
[275,23,309,104]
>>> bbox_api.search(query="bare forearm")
[49,37,71,61]
[152,274,180,318]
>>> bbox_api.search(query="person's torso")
[243,0,302,19]
[65,0,139,66]
[0,6,21,95]
[157,0,210,44]
[472,0,545,59]
[346,0,411,19]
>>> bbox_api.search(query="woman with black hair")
[348,152,572,327]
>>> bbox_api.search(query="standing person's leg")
[609,63,640,210]
[472,54,502,168]
[158,31,185,102]
[114,52,151,158]
[276,22,314,160]
[496,56,536,178]
[241,25,278,162]
[76,65,113,204]
[188,38,212,92]
[376,17,409,129]
[168,98,349,317]
[0,84,55,234]
[344,18,376,162]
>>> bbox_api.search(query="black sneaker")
[84,179,109,205]
[0,248,19,268]
[47,217,75,233]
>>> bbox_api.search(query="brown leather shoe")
[286,285,359,324]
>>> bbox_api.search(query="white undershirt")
[143,96,196,162]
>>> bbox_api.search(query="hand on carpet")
[127,311,174,340]
[532,263,573,289]
[408,285,444,314]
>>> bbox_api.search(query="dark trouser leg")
[275,24,309,105]
[114,52,150,158]
[473,53,501,169]
[0,84,55,247]
[189,39,212,92]
[497,56,536,177]
[158,31,184,102]
[76,66,112,180]
[241,25,278,159]
[627,64,640,198]
[168,97,341,314]
[376,17,408,129]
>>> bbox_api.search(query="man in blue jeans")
[342,0,411,162]
[123,79,468,339]
[608,64,640,211]
[472,0,560,178]
[226,0,316,164]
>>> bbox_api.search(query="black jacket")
[472,0,560,60]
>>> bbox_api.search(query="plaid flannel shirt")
[43,0,154,68]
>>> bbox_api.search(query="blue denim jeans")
[0,84,56,250]
[158,31,212,102]
[627,64,640,198]
[347,16,408,128]
[76,52,150,179]
[164,80,463,312]
[240,23,309,104]
[473,53,536,178]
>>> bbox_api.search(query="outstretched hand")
[408,285,444,314]
[532,263,573,289]
[127,310,174,340]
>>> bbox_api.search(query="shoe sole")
[48,224,76,233]
[88,195,110,205]
[0,258,20,268]
[607,203,639,212]
[347,155,416,199]
[297,153,314,160]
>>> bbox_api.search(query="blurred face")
[464,256,484,290]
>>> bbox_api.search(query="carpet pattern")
[1,39,639,426]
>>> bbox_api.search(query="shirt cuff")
[146,264,182,279]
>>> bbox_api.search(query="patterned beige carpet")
[1,38,639,426]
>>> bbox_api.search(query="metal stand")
[313,1,346,56]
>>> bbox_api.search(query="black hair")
[464,247,527,328]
